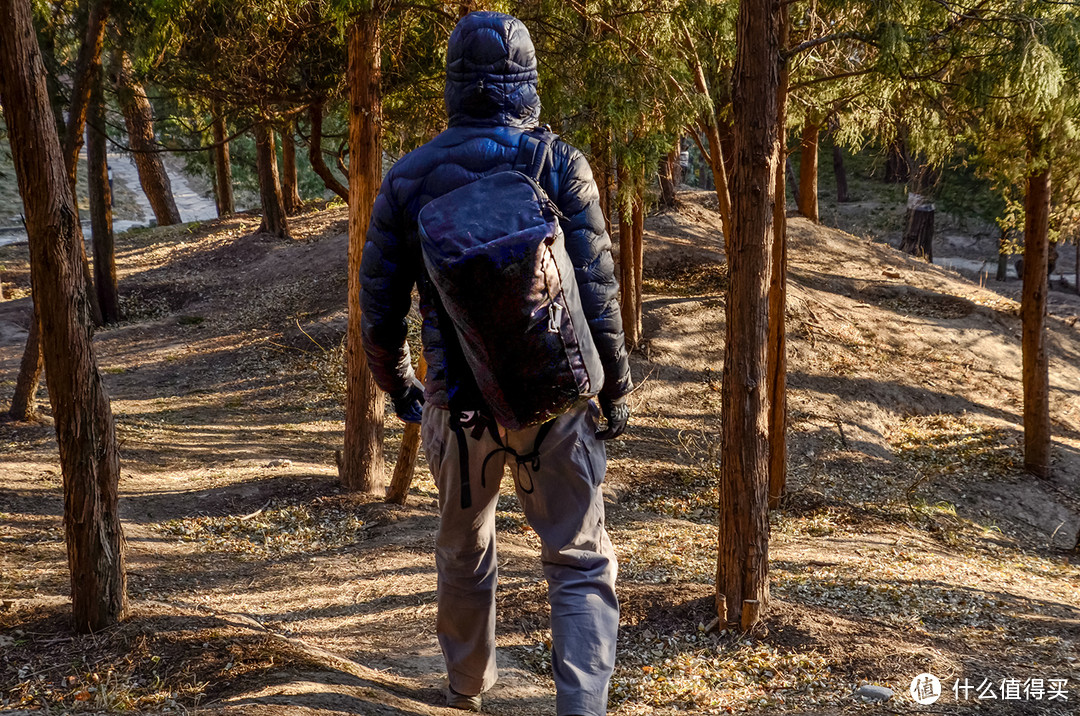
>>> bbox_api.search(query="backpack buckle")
[547,302,563,333]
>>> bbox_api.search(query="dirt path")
[1,193,1078,714]
[0,144,218,248]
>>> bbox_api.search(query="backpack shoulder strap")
[514,125,558,183]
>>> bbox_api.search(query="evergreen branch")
[688,125,712,168]
[88,117,255,155]
[783,31,875,60]
[789,67,874,91]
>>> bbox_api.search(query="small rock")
[855,684,894,702]
[266,459,292,468]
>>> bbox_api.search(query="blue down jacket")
[359,11,632,412]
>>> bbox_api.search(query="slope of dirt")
[1,192,1078,715]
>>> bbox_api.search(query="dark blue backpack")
[417,128,604,432]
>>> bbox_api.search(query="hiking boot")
[446,686,482,712]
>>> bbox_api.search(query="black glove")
[595,395,629,440]
[391,377,424,424]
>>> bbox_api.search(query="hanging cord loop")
[452,410,556,509]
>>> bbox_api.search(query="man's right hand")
[595,395,629,440]
[391,378,425,424]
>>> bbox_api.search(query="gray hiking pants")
[421,400,619,716]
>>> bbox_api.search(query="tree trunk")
[797,115,818,222]
[1021,150,1051,478]
[38,25,68,139]
[767,5,790,511]
[997,228,1010,282]
[254,121,291,239]
[9,306,44,421]
[592,130,613,235]
[309,100,349,202]
[832,141,849,203]
[211,104,234,216]
[62,0,109,188]
[704,122,734,245]
[717,115,736,179]
[681,30,733,244]
[387,355,427,505]
[113,50,182,226]
[87,63,120,324]
[60,0,104,328]
[0,0,126,632]
[719,0,779,629]
[280,121,303,215]
[342,11,385,494]
[884,138,909,183]
[13,0,108,417]
[901,206,934,261]
[632,179,645,338]
[657,150,677,210]
[617,159,638,350]
[785,155,799,209]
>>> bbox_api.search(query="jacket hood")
[445,12,541,128]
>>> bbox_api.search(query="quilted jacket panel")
[359,11,632,410]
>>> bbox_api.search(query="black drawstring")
[453,411,556,508]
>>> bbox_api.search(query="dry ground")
[0,191,1077,715]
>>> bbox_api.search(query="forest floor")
[0,189,1078,715]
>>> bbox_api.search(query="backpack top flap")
[418,170,558,266]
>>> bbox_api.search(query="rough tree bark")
[767,5,790,511]
[62,0,109,189]
[10,0,108,419]
[211,103,234,216]
[1021,142,1051,478]
[617,159,639,350]
[901,206,934,261]
[113,50,181,226]
[280,121,303,215]
[87,62,121,324]
[309,100,350,202]
[0,0,127,632]
[342,10,386,493]
[9,310,44,421]
[254,121,291,239]
[632,178,645,339]
[797,114,819,222]
[719,0,780,628]
[657,149,677,210]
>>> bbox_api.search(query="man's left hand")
[391,378,425,424]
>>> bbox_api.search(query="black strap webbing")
[450,413,473,510]
[514,127,557,183]
[452,410,557,509]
